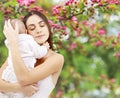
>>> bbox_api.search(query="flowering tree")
[1,0,120,97]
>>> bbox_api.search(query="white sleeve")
[28,39,48,59]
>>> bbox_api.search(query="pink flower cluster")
[92,0,120,4]
[17,0,35,6]
[71,16,78,24]
[109,78,115,83]
[94,40,102,47]
[115,52,120,57]
[98,29,106,35]
[100,74,106,79]
[70,42,76,50]
[117,33,120,39]
[52,5,61,15]
[65,0,75,6]
[48,20,66,30]
[91,0,101,3]
[105,0,120,4]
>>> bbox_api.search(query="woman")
[0,10,64,97]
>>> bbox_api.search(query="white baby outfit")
[0,34,54,98]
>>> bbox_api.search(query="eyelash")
[29,28,35,31]
[29,22,45,31]
[39,23,45,27]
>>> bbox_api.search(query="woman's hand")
[21,85,39,97]
[3,19,19,43]
[0,77,38,97]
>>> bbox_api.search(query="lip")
[35,35,45,38]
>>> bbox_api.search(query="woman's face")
[26,15,49,44]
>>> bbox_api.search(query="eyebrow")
[28,21,44,27]
[38,21,44,24]
[28,24,34,27]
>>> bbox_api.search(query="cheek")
[45,29,49,37]
[28,31,35,36]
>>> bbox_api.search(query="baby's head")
[11,19,26,34]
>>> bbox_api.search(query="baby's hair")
[11,19,26,34]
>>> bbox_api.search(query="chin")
[36,38,47,44]
[38,41,45,45]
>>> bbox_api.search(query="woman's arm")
[0,59,20,92]
[11,42,64,86]
[0,59,38,96]
[3,20,64,86]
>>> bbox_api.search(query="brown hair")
[23,10,53,49]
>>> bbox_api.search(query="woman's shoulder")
[47,50,64,65]
[51,50,64,61]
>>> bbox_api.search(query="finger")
[15,22,19,34]
[3,21,7,30]
[8,19,13,29]
[32,83,38,87]
[33,86,39,91]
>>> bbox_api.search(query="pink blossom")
[75,28,82,37]
[93,40,102,47]
[98,29,106,35]
[29,0,35,3]
[53,24,60,28]
[17,0,35,6]
[100,74,106,80]
[20,15,24,19]
[72,16,78,24]
[63,32,68,35]
[112,41,117,47]
[48,20,54,26]
[65,0,75,6]
[56,90,63,97]
[57,16,64,20]
[105,0,120,4]
[65,1,71,6]
[115,53,120,57]
[91,0,101,3]
[60,26,67,30]
[52,6,61,15]
[90,24,96,30]
[48,21,62,29]
[53,9,60,15]
[117,33,120,39]
[109,78,115,83]
[82,20,89,26]
[70,42,76,50]
[32,6,39,11]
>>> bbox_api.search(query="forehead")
[26,14,43,26]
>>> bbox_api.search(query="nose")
[36,30,41,34]
[36,26,41,34]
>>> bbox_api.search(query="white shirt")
[2,34,47,82]
[2,34,54,98]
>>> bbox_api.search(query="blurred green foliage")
[0,12,8,66]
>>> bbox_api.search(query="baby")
[0,19,50,98]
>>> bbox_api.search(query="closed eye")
[39,21,45,27]
[28,25,35,31]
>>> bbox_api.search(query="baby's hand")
[43,42,50,50]
[21,85,39,97]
